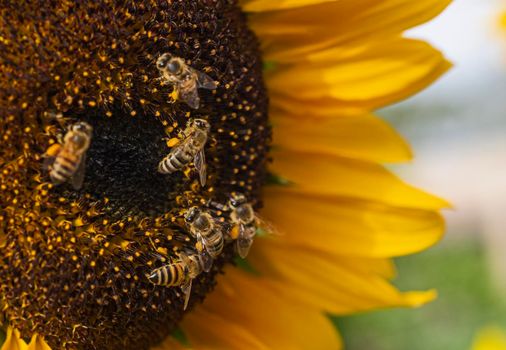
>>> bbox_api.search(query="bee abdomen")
[158,149,193,174]
[203,232,224,258]
[158,156,179,174]
[50,156,78,183]
[148,263,186,286]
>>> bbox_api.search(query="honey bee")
[44,121,93,190]
[224,193,278,258]
[156,53,217,109]
[148,252,211,310]
[225,193,258,258]
[184,206,224,264]
[158,118,210,186]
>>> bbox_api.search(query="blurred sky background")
[389,0,506,283]
[338,1,506,349]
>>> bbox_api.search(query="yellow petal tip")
[401,289,438,308]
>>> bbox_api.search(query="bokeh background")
[336,0,506,349]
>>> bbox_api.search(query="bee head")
[156,53,173,71]
[71,122,93,136]
[184,207,200,223]
[66,122,92,149]
[229,193,247,208]
[192,119,210,132]
[167,58,183,74]
[70,133,86,147]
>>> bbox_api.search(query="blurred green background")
[337,0,506,348]
[335,239,506,350]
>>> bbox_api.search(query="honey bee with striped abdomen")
[227,193,277,258]
[156,53,217,109]
[148,252,211,310]
[185,206,224,265]
[158,118,210,186]
[44,121,93,190]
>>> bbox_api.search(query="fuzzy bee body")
[50,152,81,184]
[228,193,260,259]
[148,260,188,287]
[45,121,93,190]
[158,118,210,186]
[201,227,225,258]
[158,144,193,174]
[185,207,224,263]
[148,252,211,310]
[156,53,217,109]
[158,126,206,173]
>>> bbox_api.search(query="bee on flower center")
[184,206,225,264]
[148,252,212,310]
[44,121,93,190]
[215,192,276,259]
[158,118,210,186]
[156,53,217,109]
[227,193,257,258]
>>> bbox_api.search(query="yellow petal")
[345,257,397,280]
[271,95,370,119]
[184,269,342,350]
[1,328,28,350]
[472,326,506,350]
[272,113,412,163]
[249,242,435,315]
[267,38,451,110]
[241,0,335,12]
[183,309,269,350]
[263,190,445,258]
[250,0,451,61]
[269,149,449,210]
[27,334,51,350]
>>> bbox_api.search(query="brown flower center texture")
[0,1,270,349]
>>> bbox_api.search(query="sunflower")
[0,0,450,349]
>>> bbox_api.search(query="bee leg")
[169,87,179,103]
[194,149,207,187]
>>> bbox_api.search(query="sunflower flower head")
[0,0,451,349]
[0,1,269,349]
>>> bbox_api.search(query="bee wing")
[179,85,200,109]
[194,69,217,90]
[200,251,213,273]
[70,153,87,190]
[194,149,207,187]
[236,224,255,259]
[255,215,282,238]
[181,278,193,311]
